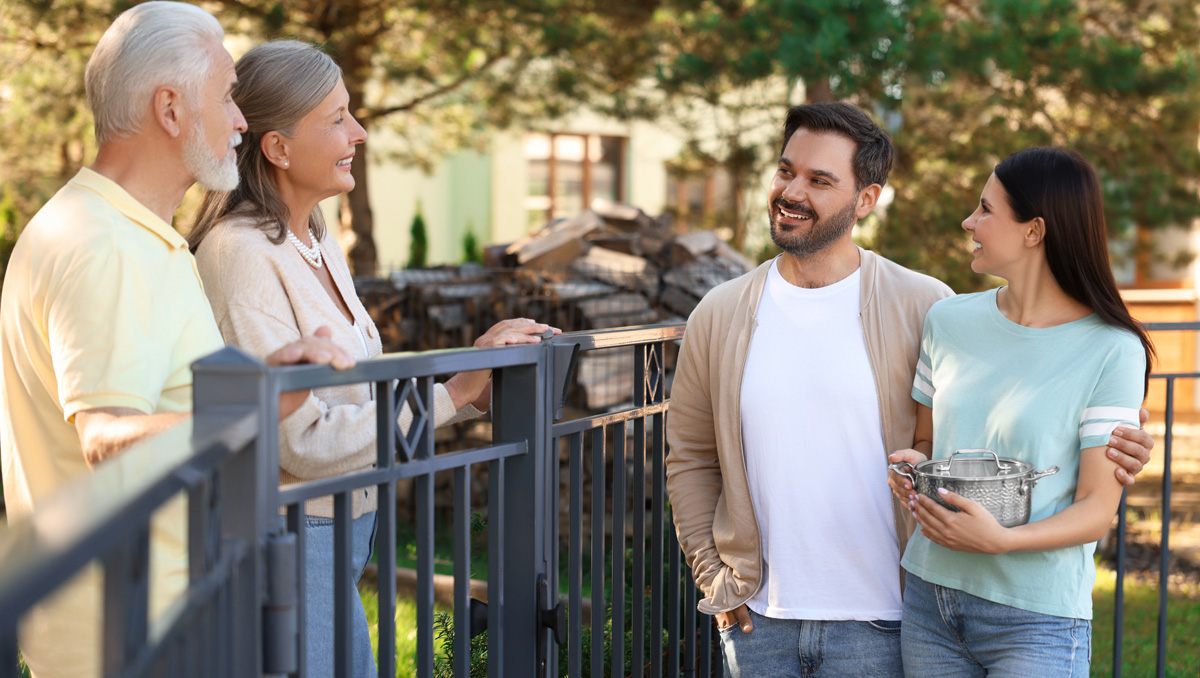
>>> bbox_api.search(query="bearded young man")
[664,102,1155,677]
[0,4,354,676]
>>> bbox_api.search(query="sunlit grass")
[362,565,1200,678]
[1091,564,1200,677]
[360,585,451,676]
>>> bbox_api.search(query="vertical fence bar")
[683,566,696,678]
[611,420,627,678]
[287,502,308,678]
[569,433,584,678]
[699,613,713,677]
[454,466,472,678]
[377,379,398,678]
[591,426,607,678]
[102,522,151,676]
[375,483,396,678]
[487,457,506,677]
[1113,491,1126,678]
[651,411,666,678]
[1156,378,1174,678]
[333,492,354,678]
[1,630,17,678]
[416,472,436,678]
[631,417,647,678]
[667,520,682,678]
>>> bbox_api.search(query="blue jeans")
[281,511,379,678]
[901,574,1091,677]
[718,608,904,678]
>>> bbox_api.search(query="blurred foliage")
[2,1,1200,288]
[609,0,1200,292]
[408,204,428,269]
[461,220,482,265]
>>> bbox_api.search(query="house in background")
[322,109,1200,415]
[1118,225,1199,414]
[321,107,762,271]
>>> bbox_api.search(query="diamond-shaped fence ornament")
[394,378,429,463]
[644,345,663,402]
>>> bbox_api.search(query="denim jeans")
[280,510,379,678]
[717,608,904,678]
[901,574,1091,677]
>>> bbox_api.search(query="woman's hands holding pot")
[887,449,927,506]
[911,488,1013,555]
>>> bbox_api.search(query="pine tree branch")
[363,47,511,123]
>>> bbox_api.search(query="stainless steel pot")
[888,449,1059,527]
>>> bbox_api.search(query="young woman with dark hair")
[887,146,1153,675]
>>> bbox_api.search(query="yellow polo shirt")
[0,167,224,677]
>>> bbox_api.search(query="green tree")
[461,220,481,265]
[619,1,1200,291]
[2,1,662,273]
[408,204,428,269]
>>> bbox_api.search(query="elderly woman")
[189,41,556,677]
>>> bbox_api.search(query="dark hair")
[781,102,894,190]
[994,147,1155,393]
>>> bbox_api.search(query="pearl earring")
[283,160,289,169]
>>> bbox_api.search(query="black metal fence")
[0,323,717,678]
[0,321,1192,678]
[1109,321,1197,678]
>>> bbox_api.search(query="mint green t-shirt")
[903,289,1145,619]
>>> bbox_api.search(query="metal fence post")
[490,350,547,677]
[192,346,277,677]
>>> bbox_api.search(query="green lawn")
[1092,565,1200,678]
[363,563,1200,678]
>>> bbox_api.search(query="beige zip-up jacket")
[665,249,953,615]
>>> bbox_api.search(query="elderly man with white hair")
[0,3,354,676]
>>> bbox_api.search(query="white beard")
[183,118,240,192]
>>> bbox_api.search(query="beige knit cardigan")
[194,214,480,518]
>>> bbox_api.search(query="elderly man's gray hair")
[85,1,225,145]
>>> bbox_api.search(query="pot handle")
[948,448,1002,475]
[1029,466,1060,486]
[888,462,916,484]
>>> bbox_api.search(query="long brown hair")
[188,40,341,253]
[994,147,1155,393]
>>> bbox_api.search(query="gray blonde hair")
[85,1,225,145]
[189,40,342,252]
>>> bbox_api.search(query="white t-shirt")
[740,261,902,620]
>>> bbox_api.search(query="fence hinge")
[263,532,298,675]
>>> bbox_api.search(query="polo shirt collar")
[72,167,190,250]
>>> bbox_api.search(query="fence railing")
[1,320,1192,677]
[1110,321,1198,678]
[0,323,717,678]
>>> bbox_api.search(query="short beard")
[183,117,240,192]
[769,195,859,260]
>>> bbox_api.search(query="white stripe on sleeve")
[913,375,935,399]
[1080,406,1141,425]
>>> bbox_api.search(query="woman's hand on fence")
[473,318,562,349]
[887,449,927,507]
[912,489,1012,555]
[1107,408,1154,486]
[445,318,563,412]
[267,326,357,420]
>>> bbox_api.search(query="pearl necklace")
[286,228,323,268]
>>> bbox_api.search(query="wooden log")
[359,563,594,625]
